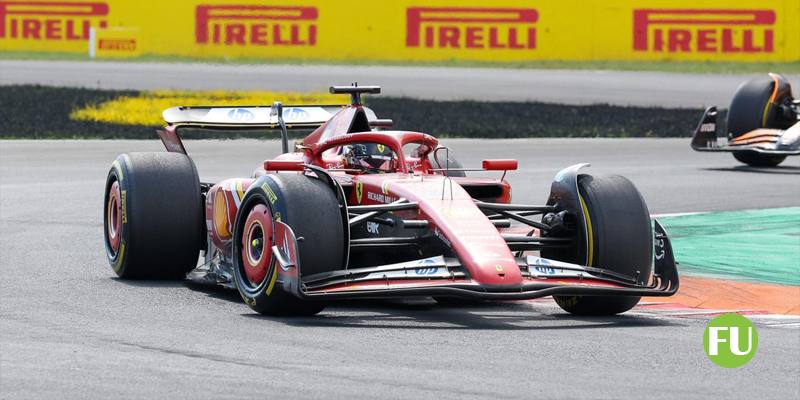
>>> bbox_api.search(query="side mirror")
[482,159,518,171]
[369,119,394,129]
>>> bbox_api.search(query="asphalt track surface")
[1,138,799,399]
[2,60,799,108]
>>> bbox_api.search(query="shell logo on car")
[633,9,776,54]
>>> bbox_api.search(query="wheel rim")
[106,180,122,256]
[241,203,274,286]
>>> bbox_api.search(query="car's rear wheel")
[727,75,793,167]
[546,174,653,315]
[103,153,203,279]
[233,174,344,316]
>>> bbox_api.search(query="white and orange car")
[692,73,799,167]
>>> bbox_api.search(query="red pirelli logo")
[633,9,775,53]
[406,7,538,50]
[196,5,317,46]
[0,1,108,41]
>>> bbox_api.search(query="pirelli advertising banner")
[1,0,798,62]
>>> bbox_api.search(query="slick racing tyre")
[233,174,344,316]
[104,153,203,279]
[549,174,653,316]
[727,75,794,167]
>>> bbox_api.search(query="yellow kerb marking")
[70,89,343,126]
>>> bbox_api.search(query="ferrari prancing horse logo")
[355,182,364,204]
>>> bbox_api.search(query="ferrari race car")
[692,73,799,167]
[103,85,678,316]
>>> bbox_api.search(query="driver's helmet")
[342,143,394,171]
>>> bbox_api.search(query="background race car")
[692,73,800,166]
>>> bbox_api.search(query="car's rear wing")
[159,85,386,155]
[160,102,349,154]
[163,104,352,128]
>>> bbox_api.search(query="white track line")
[650,211,706,218]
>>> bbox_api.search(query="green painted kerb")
[658,207,800,286]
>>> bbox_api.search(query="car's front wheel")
[545,174,653,315]
[232,173,345,316]
[727,75,794,167]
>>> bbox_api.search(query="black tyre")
[233,173,345,316]
[103,153,203,279]
[727,76,792,167]
[550,175,653,315]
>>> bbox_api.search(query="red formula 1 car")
[103,85,678,316]
[692,73,799,167]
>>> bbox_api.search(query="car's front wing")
[691,106,800,155]
[269,220,679,301]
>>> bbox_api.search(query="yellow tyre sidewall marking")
[265,263,279,296]
[578,193,594,267]
[113,241,126,272]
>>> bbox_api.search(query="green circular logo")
[703,313,758,368]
